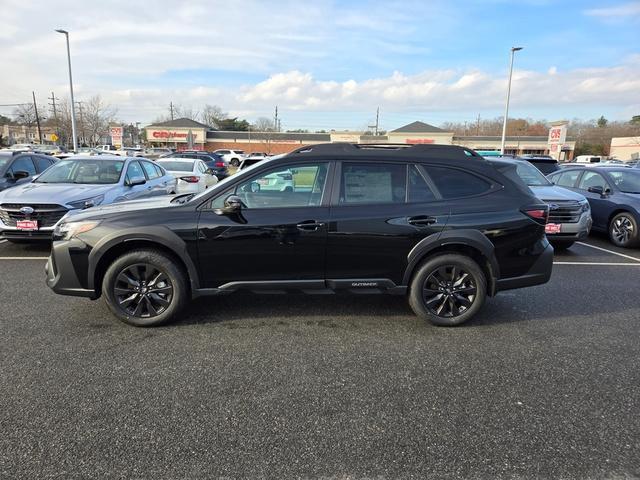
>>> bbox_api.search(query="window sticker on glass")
[344,171,393,203]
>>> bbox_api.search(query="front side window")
[125,161,145,182]
[553,170,581,187]
[9,156,36,176]
[231,163,329,209]
[340,163,406,204]
[425,166,491,199]
[578,171,608,191]
[141,161,160,179]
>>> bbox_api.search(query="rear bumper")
[495,241,554,292]
[45,241,97,299]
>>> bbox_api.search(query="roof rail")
[288,142,484,160]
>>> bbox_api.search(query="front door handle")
[408,215,437,227]
[296,220,325,231]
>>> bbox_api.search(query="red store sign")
[152,131,189,139]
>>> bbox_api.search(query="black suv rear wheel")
[409,254,486,326]
[102,249,188,327]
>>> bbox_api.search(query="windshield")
[157,160,195,171]
[35,159,124,184]
[608,170,640,194]
[515,161,552,186]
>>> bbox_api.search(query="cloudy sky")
[1,0,639,130]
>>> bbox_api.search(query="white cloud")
[584,2,640,18]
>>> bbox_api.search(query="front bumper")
[45,239,97,299]
[546,211,592,242]
[495,240,554,292]
[0,228,54,241]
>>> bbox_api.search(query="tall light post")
[500,46,523,155]
[55,29,78,152]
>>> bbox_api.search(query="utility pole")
[170,102,175,121]
[75,100,85,146]
[476,113,481,136]
[48,92,60,144]
[32,91,43,144]
[274,106,278,132]
[375,107,380,136]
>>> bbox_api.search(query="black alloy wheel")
[102,249,188,327]
[610,213,638,248]
[409,253,486,326]
[114,263,173,318]
[423,265,477,318]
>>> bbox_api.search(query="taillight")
[180,176,200,183]
[215,161,225,167]
[522,205,549,225]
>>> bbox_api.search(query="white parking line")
[0,257,48,260]
[554,261,640,266]
[576,242,640,263]
[0,240,7,244]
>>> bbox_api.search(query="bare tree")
[55,95,117,147]
[173,105,199,121]
[13,103,41,128]
[201,104,227,128]
[253,117,276,132]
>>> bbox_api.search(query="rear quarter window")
[424,166,492,199]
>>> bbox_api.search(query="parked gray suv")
[0,156,176,242]
[489,158,592,250]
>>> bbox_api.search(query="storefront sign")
[406,139,435,144]
[109,126,123,147]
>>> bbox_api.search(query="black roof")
[147,117,211,129]
[390,121,446,134]
[206,131,331,142]
[285,142,482,161]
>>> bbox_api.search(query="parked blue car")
[0,151,56,192]
[548,167,640,248]
[0,156,176,242]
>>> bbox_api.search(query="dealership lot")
[1,236,639,478]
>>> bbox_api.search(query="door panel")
[196,161,333,288]
[326,162,449,284]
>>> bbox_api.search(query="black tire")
[409,254,487,326]
[550,240,574,251]
[230,158,240,167]
[609,212,639,248]
[102,249,188,327]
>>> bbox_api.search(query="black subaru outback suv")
[46,143,553,327]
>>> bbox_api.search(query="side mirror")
[214,195,245,215]
[587,186,606,196]
[126,175,146,187]
[13,170,30,180]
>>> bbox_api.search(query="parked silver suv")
[489,158,592,250]
[0,156,176,242]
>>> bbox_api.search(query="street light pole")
[55,29,78,152]
[500,46,523,155]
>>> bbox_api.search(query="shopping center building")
[144,118,575,159]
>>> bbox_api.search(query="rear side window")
[554,170,581,187]
[340,163,406,204]
[153,164,165,177]
[425,166,491,199]
[34,156,54,172]
[528,160,558,175]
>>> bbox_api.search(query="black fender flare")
[86,226,201,293]
[402,229,500,291]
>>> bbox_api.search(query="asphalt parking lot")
[1,235,639,479]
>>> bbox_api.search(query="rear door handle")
[296,220,325,231]
[408,216,437,226]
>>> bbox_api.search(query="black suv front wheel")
[102,250,188,327]
[409,254,486,326]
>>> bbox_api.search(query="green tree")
[631,115,640,126]
[216,117,249,131]
[597,115,608,128]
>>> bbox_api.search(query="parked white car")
[213,149,246,167]
[155,158,218,194]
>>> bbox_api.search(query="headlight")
[53,220,101,240]
[580,200,590,212]
[67,194,105,210]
